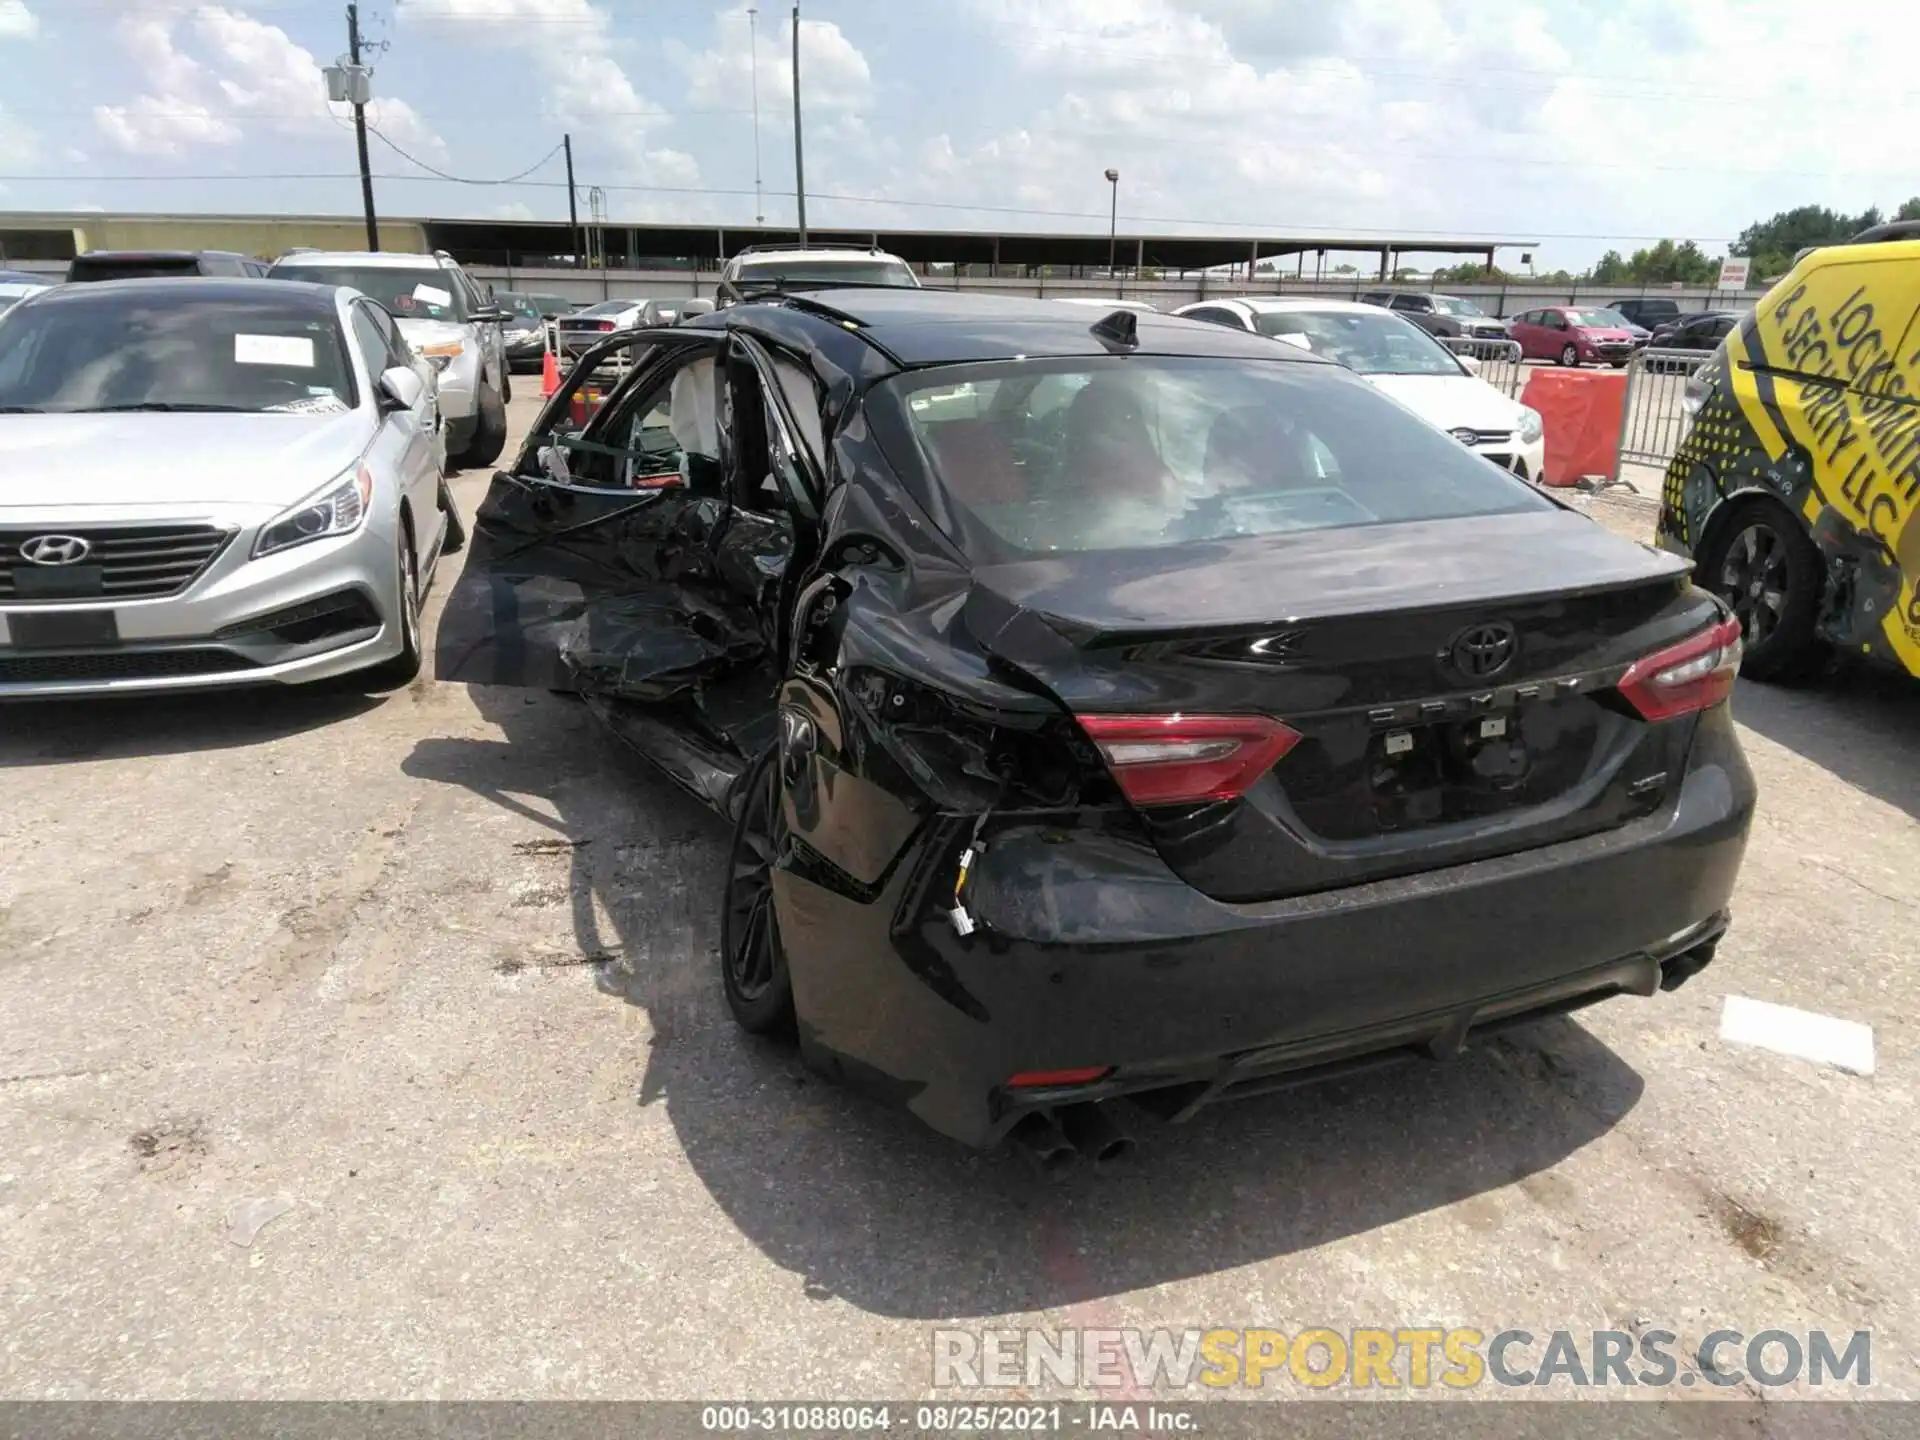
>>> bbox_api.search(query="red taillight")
[1618,617,1743,721]
[1076,713,1301,806]
[597,320,615,331]
[1008,1067,1111,1089]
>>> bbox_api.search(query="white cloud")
[0,1,38,40]
[491,200,535,221]
[94,5,443,159]
[397,0,685,179]
[676,4,873,120]
[0,105,38,169]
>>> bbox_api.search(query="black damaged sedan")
[437,290,1756,1158]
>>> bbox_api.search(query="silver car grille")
[0,524,233,604]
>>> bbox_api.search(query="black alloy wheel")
[720,750,796,1036]
[1700,502,1825,682]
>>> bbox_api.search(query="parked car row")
[0,270,1762,1154]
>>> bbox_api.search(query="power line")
[366,127,564,186]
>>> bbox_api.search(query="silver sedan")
[0,277,462,697]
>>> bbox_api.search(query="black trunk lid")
[964,511,1713,901]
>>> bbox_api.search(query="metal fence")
[1616,347,1712,471]
[1443,336,1526,398]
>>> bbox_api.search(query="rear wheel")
[361,527,423,689]
[456,383,508,470]
[1699,501,1826,682]
[1559,343,1580,367]
[720,750,796,1037]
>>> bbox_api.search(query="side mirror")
[1458,353,1483,375]
[469,307,508,324]
[377,365,425,412]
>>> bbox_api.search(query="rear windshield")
[882,356,1549,558]
[268,264,466,322]
[0,293,355,414]
[68,256,205,282]
[1252,309,1463,376]
[736,259,918,288]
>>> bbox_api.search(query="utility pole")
[563,132,580,266]
[748,7,764,225]
[347,4,378,250]
[792,2,807,244]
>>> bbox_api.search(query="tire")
[720,749,796,1037]
[1559,343,1580,367]
[437,478,466,556]
[1698,500,1826,683]
[455,383,508,470]
[361,527,423,690]
[501,370,512,405]
[1609,359,1628,369]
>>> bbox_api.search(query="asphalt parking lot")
[2,392,1915,1407]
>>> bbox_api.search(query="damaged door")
[434,326,826,813]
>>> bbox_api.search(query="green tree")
[1896,197,1920,222]
[1589,249,1630,284]
[1736,204,1880,280]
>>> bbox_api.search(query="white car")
[1175,297,1545,481]
[716,245,919,305]
[0,278,460,697]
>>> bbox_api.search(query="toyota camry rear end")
[765,333,1756,1150]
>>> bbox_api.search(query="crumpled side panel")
[434,475,769,703]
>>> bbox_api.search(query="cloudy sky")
[0,0,1913,271]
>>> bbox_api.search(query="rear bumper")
[777,708,1754,1147]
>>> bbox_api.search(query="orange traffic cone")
[540,347,560,398]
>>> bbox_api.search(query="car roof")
[73,249,245,261]
[270,251,450,269]
[747,288,1324,367]
[733,247,903,264]
[1183,296,1378,316]
[25,276,344,313]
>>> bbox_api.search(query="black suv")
[1607,297,1683,330]
[1357,289,1508,340]
[66,251,269,282]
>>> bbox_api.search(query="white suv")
[715,245,919,306]
[268,249,510,469]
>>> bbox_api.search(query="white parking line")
[1719,996,1876,1076]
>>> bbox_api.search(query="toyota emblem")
[18,534,92,567]
[1449,621,1518,679]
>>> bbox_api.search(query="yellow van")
[1658,223,1920,681]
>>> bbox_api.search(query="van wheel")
[456,384,508,469]
[720,749,796,1038]
[1559,343,1580,367]
[1699,501,1826,683]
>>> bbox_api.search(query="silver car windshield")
[1254,309,1463,376]
[0,294,357,414]
[270,265,466,323]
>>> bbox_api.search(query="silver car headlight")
[254,464,372,559]
[1515,405,1544,444]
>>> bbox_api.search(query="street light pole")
[1104,167,1119,296]
[792,2,808,244]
